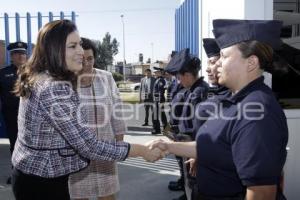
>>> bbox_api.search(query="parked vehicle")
[116,81,140,103]
[117,81,140,92]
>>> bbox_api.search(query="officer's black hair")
[178,57,201,77]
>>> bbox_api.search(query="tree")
[94,32,119,70]
[112,72,124,82]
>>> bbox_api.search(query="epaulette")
[0,65,11,70]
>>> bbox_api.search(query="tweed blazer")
[12,73,129,178]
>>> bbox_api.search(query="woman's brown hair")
[237,40,290,74]
[14,19,78,97]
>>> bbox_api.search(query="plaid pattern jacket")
[12,74,129,178]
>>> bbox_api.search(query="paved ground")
[0,103,183,200]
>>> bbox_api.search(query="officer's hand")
[142,140,168,162]
[185,158,197,177]
[147,139,170,153]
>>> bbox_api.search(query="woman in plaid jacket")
[11,20,163,200]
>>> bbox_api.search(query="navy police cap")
[7,41,27,53]
[153,66,164,73]
[171,50,177,58]
[212,19,283,50]
[165,48,196,74]
[203,38,220,58]
[165,48,201,74]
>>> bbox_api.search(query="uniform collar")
[209,85,228,94]
[222,76,265,104]
[190,77,204,92]
[11,64,18,71]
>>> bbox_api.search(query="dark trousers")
[144,100,153,124]
[176,156,185,185]
[152,102,168,132]
[12,168,70,200]
[3,111,18,154]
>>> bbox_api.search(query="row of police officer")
[151,19,288,200]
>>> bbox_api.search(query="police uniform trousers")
[152,101,167,132]
[3,107,18,154]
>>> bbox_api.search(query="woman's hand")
[128,141,167,162]
[142,146,165,162]
[148,139,170,152]
[185,158,197,177]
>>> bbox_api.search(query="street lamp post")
[121,14,126,82]
[151,42,154,63]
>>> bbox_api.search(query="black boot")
[172,193,187,200]
[168,178,184,191]
[6,176,11,184]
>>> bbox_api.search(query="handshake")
[138,139,171,162]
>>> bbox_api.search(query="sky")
[0,0,180,64]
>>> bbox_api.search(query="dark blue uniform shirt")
[153,76,166,102]
[193,86,229,133]
[169,82,188,127]
[0,64,19,111]
[195,77,288,197]
[166,78,177,102]
[178,77,209,138]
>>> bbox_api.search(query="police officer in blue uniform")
[167,79,188,133]
[192,38,229,132]
[170,49,209,140]
[0,41,27,184]
[165,48,209,200]
[151,19,288,200]
[163,69,188,194]
[151,66,168,134]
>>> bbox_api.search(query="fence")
[1,11,77,65]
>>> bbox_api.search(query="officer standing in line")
[151,67,168,135]
[0,41,27,184]
[175,49,209,140]
[186,38,229,199]
[192,38,229,132]
[164,48,209,200]
[151,19,288,200]
[163,70,188,195]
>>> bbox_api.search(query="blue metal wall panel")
[188,0,193,54]
[191,0,195,54]
[183,2,185,48]
[179,6,182,50]
[175,10,178,51]
[195,0,199,56]
[183,1,187,49]
[180,6,182,50]
[174,0,199,57]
